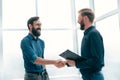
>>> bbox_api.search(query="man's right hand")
[54,59,66,68]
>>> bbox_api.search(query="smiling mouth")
[37,28,41,30]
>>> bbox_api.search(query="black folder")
[59,49,86,61]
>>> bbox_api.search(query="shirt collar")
[84,26,95,35]
[28,33,38,40]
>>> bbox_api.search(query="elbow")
[33,57,43,64]
[33,60,38,64]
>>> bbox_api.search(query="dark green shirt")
[75,26,104,73]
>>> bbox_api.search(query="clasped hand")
[54,59,66,68]
[54,59,75,68]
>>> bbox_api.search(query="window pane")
[3,31,28,80]
[40,30,74,59]
[96,14,120,80]
[75,0,90,11]
[37,0,72,28]
[2,0,36,29]
[94,0,118,17]
[96,14,119,36]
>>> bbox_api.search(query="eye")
[36,23,41,26]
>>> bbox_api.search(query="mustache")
[37,28,41,30]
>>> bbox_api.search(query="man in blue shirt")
[21,16,65,80]
[66,8,104,80]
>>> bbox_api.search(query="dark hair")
[27,16,39,30]
[79,8,95,23]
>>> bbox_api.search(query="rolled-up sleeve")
[21,38,37,63]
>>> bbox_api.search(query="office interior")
[0,0,120,80]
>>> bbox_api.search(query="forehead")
[78,12,82,17]
[33,19,41,23]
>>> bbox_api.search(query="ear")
[83,16,88,22]
[29,24,32,30]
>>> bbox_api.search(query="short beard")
[80,21,85,30]
[32,27,41,37]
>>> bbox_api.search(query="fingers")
[66,60,75,66]
[54,60,66,68]
[54,59,75,68]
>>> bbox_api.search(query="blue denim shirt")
[21,33,45,73]
[75,26,104,73]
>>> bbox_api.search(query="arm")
[67,31,104,69]
[75,31,104,69]
[34,57,64,68]
[21,38,65,68]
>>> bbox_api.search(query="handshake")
[54,59,75,68]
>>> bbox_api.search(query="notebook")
[59,49,86,61]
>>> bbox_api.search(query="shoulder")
[89,28,103,41]
[21,36,29,42]
[38,38,45,44]
[21,35,30,45]
[88,27,103,40]
[89,28,101,36]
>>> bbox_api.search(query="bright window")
[37,0,72,28]
[96,14,120,80]
[2,0,36,29]
[94,0,118,18]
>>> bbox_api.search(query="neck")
[84,22,92,30]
